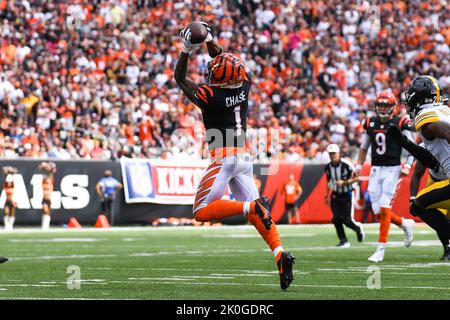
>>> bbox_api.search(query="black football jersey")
[191,80,251,150]
[363,115,411,166]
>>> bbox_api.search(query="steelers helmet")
[404,75,443,117]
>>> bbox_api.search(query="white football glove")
[179,27,201,54]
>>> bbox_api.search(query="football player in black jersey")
[354,92,415,262]
[174,23,294,290]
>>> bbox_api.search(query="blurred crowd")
[0,0,448,162]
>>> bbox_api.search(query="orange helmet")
[206,53,248,88]
[375,91,396,122]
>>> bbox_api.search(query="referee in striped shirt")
[324,144,364,247]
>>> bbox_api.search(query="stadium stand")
[0,0,448,161]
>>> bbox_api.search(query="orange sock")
[246,212,284,262]
[390,211,403,226]
[378,207,392,243]
[195,200,245,222]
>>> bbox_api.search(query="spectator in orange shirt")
[280,174,303,224]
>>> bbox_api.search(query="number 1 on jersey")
[235,105,242,135]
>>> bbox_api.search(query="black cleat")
[254,196,272,230]
[441,246,449,261]
[277,251,295,290]
[0,257,8,264]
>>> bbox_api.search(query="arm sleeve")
[401,129,415,167]
[398,134,440,170]
[359,133,370,150]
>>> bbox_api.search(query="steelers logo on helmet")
[404,75,443,118]
[375,91,396,123]
[206,53,248,88]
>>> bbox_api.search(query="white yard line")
[106,279,450,291]
[366,240,441,247]
[0,284,58,287]
[9,238,102,243]
[201,233,317,238]
[317,270,450,276]
[0,297,136,300]
[0,223,432,235]
[9,254,117,261]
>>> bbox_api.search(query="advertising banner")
[0,159,429,226]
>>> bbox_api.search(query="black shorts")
[5,199,16,210]
[285,203,297,211]
[101,199,113,212]
[42,199,51,207]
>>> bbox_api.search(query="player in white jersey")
[396,75,450,260]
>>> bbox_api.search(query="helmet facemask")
[375,103,395,123]
[404,75,444,118]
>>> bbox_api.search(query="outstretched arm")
[174,52,198,103]
[201,22,222,58]
[401,130,415,169]
[387,124,440,170]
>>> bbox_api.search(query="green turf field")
[0,224,448,300]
